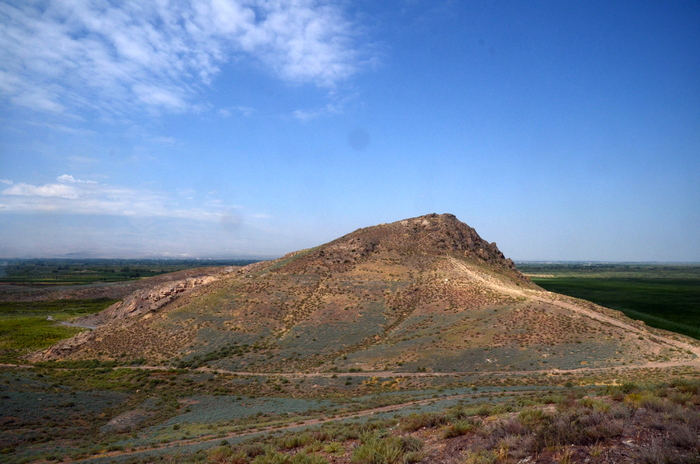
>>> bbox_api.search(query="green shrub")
[399,436,423,453]
[620,382,639,394]
[323,442,343,454]
[208,446,233,463]
[530,411,623,452]
[399,412,447,432]
[252,451,290,464]
[464,450,497,464]
[518,409,549,428]
[279,432,313,449]
[241,443,269,459]
[351,433,423,464]
[671,378,700,395]
[668,391,693,405]
[351,439,401,464]
[443,420,479,438]
[290,453,328,464]
[579,397,611,413]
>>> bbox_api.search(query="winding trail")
[449,257,700,370]
[62,389,538,463]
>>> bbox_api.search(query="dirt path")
[450,258,700,370]
[531,292,700,369]
[59,320,98,329]
[4,261,699,379]
[63,389,535,463]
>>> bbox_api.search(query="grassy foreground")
[1,365,699,464]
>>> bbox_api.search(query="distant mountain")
[31,213,699,372]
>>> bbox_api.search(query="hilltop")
[30,214,700,373]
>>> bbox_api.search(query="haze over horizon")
[1,1,698,262]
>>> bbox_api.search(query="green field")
[0,258,258,285]
[0,299,117,363]
[519,263,700,340]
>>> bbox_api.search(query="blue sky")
[1,0,698,261]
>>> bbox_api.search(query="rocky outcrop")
[26,269,233,361]
[28,329,96,361]
[280,213,528,283]
[74,275,220,328]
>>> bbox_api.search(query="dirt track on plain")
[63,389,537,463]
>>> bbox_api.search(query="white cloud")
[0,1,364,115]
[0,176,231,220]
[292,108,321,121]
[219,106,254,117]
[0,180,12,185]
[292,91,353,121]
[152,136,176,145]
[3,182,79,199]
[57,174,97,184]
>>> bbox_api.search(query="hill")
[29,213,700,373]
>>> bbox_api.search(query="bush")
[668,391,693,405]
[252,451,290,464]
[671,379,700,395]
[530,411,623,452]
[399,412,446,432]
[351,433,423,464]
[464,450,497,464]
[241,443,270,459]
[351,439,401,464]
[670,424,699,450]
[518,409,550,428]
[290,453,328,464]
[208,446,234,464]
[279,433,313,450]
[323,442,343,454]
[443,420,479,438]
[399,436,423,453]
[579,397,611,413]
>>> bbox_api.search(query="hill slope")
[30,214,699,372]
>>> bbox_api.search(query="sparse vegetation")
[2,219,700,463]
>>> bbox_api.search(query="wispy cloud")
[3,182,79,199]
[219,106,254,117]
[57,174,96,184]
[292,98,346,121]
[1,175,223,220]
[0,1,363,116]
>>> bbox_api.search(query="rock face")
[29,213,695,372]
[299,213,523,278]
[76,274,222,328]
[28,269,234,361]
